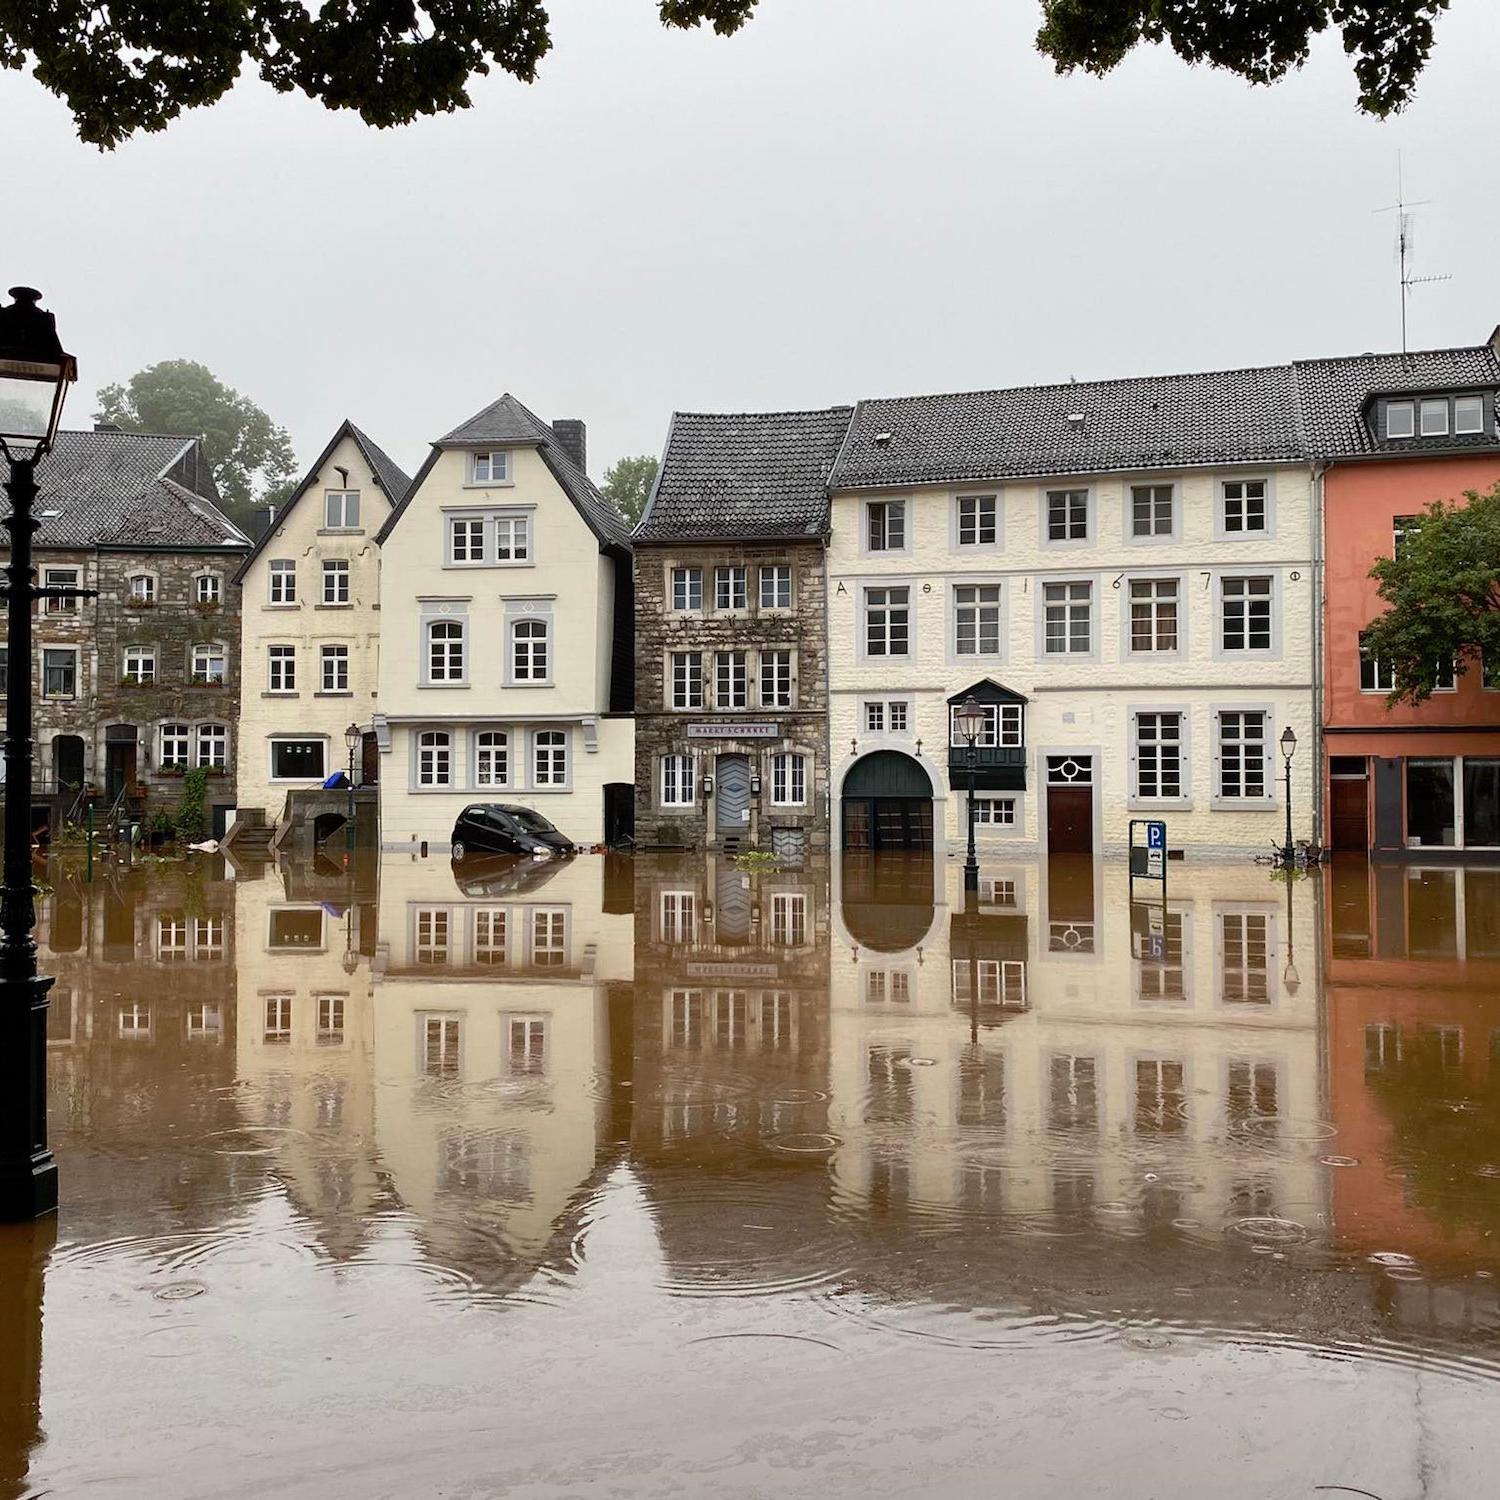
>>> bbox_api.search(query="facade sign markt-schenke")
[684,722,781,740]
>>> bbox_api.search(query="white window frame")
[952,581,1003,660]
[415,729,454,788]
[195,722,228,769]
[509,617,551,685]
[468,451,512,486]
[1041,486,1091,547]
[953,491,1000,550]
[1040,579,1094,657]
[714,565,747,613]
[532,728,569,788]
[759,564,792,611]
[43,566,80,614]
[1213,707,1273,806]
[123,646,156,685]
[949,702,1023,749]
[670,650,703,711]
[194,571,222,606]
[971,797,1016,826]
[159,722,190,770]
[1124,575,1184,658]
[128,572,158,606]
[1129,707,1190,808]
[862,583,912,660]
[1419,398,1449,437]
[714,650,748,709]
[267,644,296,694]
[424,617,467,686]
[323,490,361,529]
[660,753,696,808]
[473,729,509,788]
[267,559,296,605]
[1217,573,1278,657]
[1359,636,1394,694]
[320,643,350,693]
[864,498,909,555]
[1455,395,1485,435]
[1217,476,1275,539]
[759,648,793,709]
[447,514,487,565]
[191,641,226,683]
[321,558,350,605]
[671,565,703,612]
[771,751,808,807]
[1127,482,1178,544]
[1384,400,1415,439]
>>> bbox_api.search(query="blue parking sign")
[1147,821,1165,850]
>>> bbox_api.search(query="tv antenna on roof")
[1374,155,1450,355]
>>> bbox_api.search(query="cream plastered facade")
[234,429,391,821]
[375,442,632,850]
[370,854,631,1265]
[828,464,1318,857]
[827,858,1325,1228]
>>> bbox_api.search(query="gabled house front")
[373,395,634,851]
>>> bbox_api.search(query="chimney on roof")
[94,421,122,433]
[551,419,587,474]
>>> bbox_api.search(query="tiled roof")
[1292,345,1500,458]
[831,366,1305,489]
[232,419,411,582]
[636,407,854,542]
[380,394,631,551]
[1,429,246,548]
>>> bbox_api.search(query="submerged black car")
[450,804,576,861]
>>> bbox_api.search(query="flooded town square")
[1,848,1496,1497]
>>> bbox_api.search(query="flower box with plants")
[189,674,226,688]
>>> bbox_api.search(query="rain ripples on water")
[15,849,1500,1493]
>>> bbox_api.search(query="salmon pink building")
[1297,340,1500,855]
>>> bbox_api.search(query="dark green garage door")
[843,751,934,851]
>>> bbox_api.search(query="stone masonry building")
[633,408,852,856]
[1,427,250,835]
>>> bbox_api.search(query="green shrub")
[174,768,209,844]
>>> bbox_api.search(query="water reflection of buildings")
[832,853,1325,1233]
[1327,858,1500,1268]
[372,854,634,1279]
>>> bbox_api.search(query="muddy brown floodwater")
[3,849,1499,1497]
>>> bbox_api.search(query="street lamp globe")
[953,695,987,747]
[0,288,77,457]
[1280,725,1298,761]
[344,723,362,757]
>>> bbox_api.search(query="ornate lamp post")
[344,722,361,864]
[952,695,987,898]
[0,286,79,1221]
[1279,724,1298,867]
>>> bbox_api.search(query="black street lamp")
[952,695,987,898]
[344,723,361,864]
[1279,724,1298,867]
[0,286,79,1222]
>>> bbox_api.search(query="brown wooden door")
[1047,785,1092,855]
[1331,776,1369,850]
[360,731,379,787]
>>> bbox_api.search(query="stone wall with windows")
[18,543,246,823]
[826,464,1317,857]
[633,539,829,853]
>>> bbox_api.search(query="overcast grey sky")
[5,0,1498,483]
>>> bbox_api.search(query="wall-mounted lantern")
[701,774,714,797]
[749,773,762,798]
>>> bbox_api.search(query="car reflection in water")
[13,849,1500,1496]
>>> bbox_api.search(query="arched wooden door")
[842,751,934,851]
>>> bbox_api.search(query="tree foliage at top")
[96,359,297,531]
[1361,484,1500,706]
[601,454,659,528]
[1035,0,1449,117]
[0,0,1448,148]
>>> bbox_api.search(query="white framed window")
[318,995,345,1044]
[1217,710,1268,799]
[495,513,530,561]
[320,644,349,692]
[1130,484,1174,538]
[888,700,909,731]
[474,908,508,965]
[949,702,1022,748]
[322,559,350,605]
[1359,635,1394,693]
[530,909,567,967]
[770,892,808,946]
[470,451,511,484]
[195,572,222,605]
[1220,912,1271,1004]
[1221,479,1267,534]
[660,891,696,942]
[1221,576,1273,652]
[1455,395,1485,434]
[507,1015,547,1076]
[1385,401,1415,439]
[1129,578,1179,653]
[671,566,703,611]
[1043,581,1091,655]
[267,644,296,693]
[511,618,549,682]
[1134,711,1183,800]
[1393,514,1423,558]
[128,573,157,605]
[714,565,747,611]
[474,730,508,787]
[760,649,792,708]
[1420,398,1449,437]
[865,701,885,731]
[715,650,748,708]
[448,515,486,563]
[954,583,1001,656]
[414,910,452,967]
[981,876,1018,907]
[866,499,906,552]
[160,722,189,769]
[417,730,453,787]
[972,797,1015,825]
[324,490,361,529]
[123,646,155,685]
[263,996,292,1044]
[191,642,226,683]
[759,564,792,610]
[771,752,807,806]
[661,753,696,807]
[195,723,228,769]
[1046,487,1089,543]
[864,586,910,657]
[670,651,703,710]
[427,619,465,683]
[43,566,79,613]
[42,647,78,698]
[1433,656,1457,691]
[956,492,997,546]
[268,559,296,604]
[422,1012,460,1072]
[534,729,568,786]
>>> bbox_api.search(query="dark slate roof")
[636,407,854,542]
[831,366,1305,489]
[1292,344,1500,458]
[1,429,247,549]
[232,419,411,583]
[379,394,631,551]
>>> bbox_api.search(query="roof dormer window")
[1384,393,1489,442]
[1384,401,1414,439]
[1456,395,1484,434]
[1420,398,1449,437]
[470,451,511,485]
